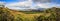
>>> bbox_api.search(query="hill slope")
[0,7,57,21]
[0,7,44,21]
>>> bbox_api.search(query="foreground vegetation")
[19,11,42,14]
[0,7,60,21]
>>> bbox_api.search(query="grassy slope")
[8,10,51,21]
[19,11,41,14]
[0,7,54,21]
[0,14,1,21]
[9,10,45,21]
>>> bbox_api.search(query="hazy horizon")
[0,0,60,10]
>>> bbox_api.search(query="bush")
[37,13,56,21]
[0,14,2,21]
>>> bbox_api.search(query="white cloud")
[6,1,32,7]
[6,0,33,7]
[35,3,50,8]
[5,0,60,10]
[34,3,60,8]
[33,0,50,3]
[0,1,5,5]
[5,0,34,10]
[5,0,55,9]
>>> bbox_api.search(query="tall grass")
[0,7,60,21]
[19,11,41,14]
[37,13,56,21]
[13,14,37,21]
[0,14,2,21]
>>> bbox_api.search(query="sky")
[0,0,60,10]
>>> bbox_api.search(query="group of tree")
[37,7,60,21]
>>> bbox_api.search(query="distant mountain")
[31,8,46,11]
[37,8,46,11]
[7,6,47,11]
[14,8,46,11]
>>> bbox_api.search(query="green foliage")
[0,7,14,21]
[20,11,40,14]
[14,14,36,21]
[0,14,2,21]
[37,13,56,21]
[1,7,60,21]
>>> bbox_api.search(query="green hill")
[0,7,60,21]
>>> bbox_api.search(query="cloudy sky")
[0,0,60,10]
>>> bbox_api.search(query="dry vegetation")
[0,7,60,21]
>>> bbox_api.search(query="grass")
[0,10,55,21]
[10,11,53,21]
[0,14,2,21]
[0,7,57,21]
[19,11,42,14]
[8,10,44,21]
[12,12,56,21]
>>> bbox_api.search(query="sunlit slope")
[0,7,52,21]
